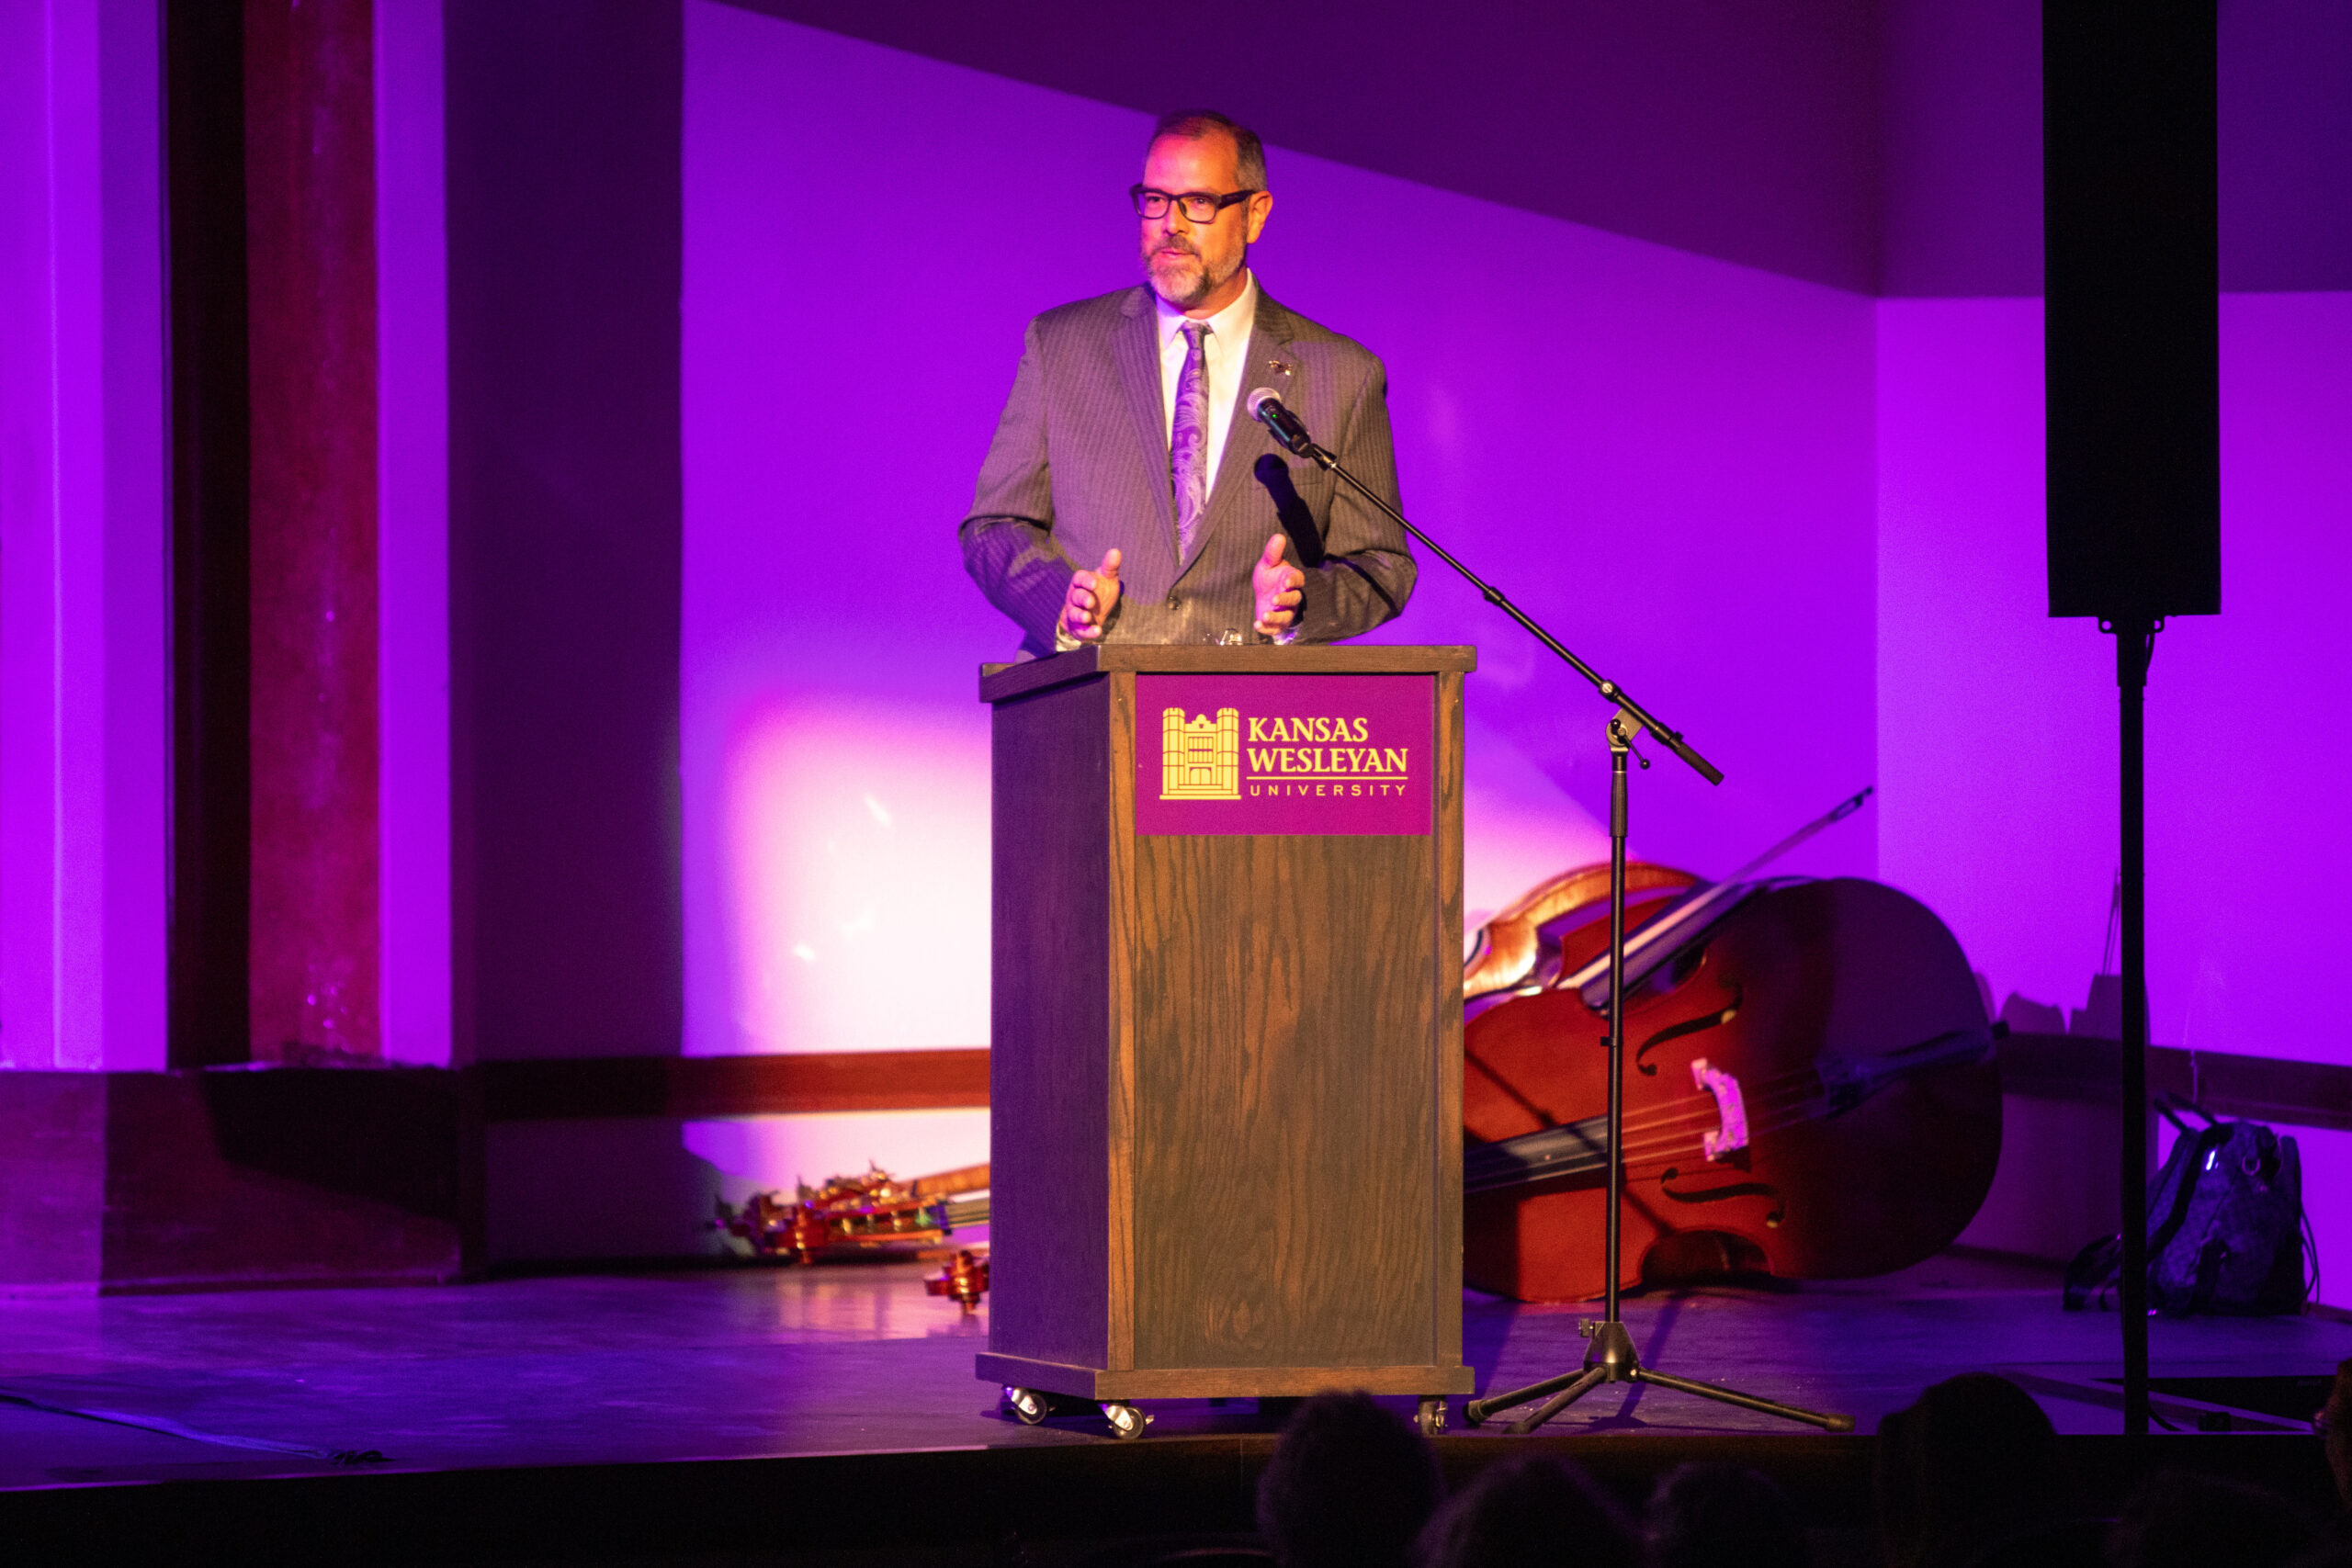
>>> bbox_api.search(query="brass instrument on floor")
[925,1249,990,1312]
[712,1163,989,1266]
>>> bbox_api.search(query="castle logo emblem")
[1159,707,1239,800]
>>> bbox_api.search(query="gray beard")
[1146,246,1240,310]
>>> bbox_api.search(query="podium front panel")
[1130,830,1440,1368]
[983,646,1472,1398]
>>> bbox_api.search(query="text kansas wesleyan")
[1243,714,1409,778]
[1246,744,1411,776]
[1247,716,1369,743]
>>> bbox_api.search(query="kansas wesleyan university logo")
[1160,707,1241,800]
[1136,674,1432,837]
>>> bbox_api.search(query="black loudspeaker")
[2043,0,2221,620]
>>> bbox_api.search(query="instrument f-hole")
[1633,986,1742,1075]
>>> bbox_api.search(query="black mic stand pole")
[1262,415,1850,1436]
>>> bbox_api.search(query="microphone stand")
[1263,410,1851,1437]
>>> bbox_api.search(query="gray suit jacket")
[959,284,1417,657]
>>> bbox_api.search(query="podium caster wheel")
[1416,1397,1447,1437]
[1102,1402,1152,1440]
[1004,1386,1050,1427]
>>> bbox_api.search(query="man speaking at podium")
[958,110,1417,657]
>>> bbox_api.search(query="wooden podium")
[975,644,1477,1427]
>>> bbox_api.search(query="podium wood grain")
[985,648,1474,1403]
[1131,833,1436,1367]
[988,682,1112,1371]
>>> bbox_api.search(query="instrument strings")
[1478,1057,1878,1182]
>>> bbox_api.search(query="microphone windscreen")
[1246,387,1282,423]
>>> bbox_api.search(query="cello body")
[1463,875,2001,1303]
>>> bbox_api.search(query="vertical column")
[446,0,682,1260]
[375,0,451,1066]
[243,0,380,1062]
[0,0,169,1073]
[166,0,253,1067]
[0,0,92,1070]
[446,0,684,1066]
[97,0,171,1073]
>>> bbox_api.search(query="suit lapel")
[1113,288,1180,569]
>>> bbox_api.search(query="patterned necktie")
[1170,321,1211,558]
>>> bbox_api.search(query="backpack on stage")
[2064,1099,2314,1317]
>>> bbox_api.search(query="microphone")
[1247,388,1316,455]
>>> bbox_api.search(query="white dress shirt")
[1154,272,1258,493]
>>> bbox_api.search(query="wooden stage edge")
[3,1036,2339,1128]
[976,1351,1479,1401]
[475,1037,2352,1130]
[4,1038,2343,1293]
[469,1041,2352,1127]
[477,1047,989,1119]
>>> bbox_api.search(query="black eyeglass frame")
[1130,185,1260,222]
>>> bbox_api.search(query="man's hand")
[1252,533,1306,639]
[1059,547,1123,643]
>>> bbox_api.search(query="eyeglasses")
[1131,186,1258,222]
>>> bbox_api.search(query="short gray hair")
[1149,109,1267,191]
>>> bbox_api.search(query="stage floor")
[2,1248,2346,1492]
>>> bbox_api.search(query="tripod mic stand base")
[1464,1317,1854,1436]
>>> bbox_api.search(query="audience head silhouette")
[1645,1461,1806,1568]
[1874,1372,2075,1568]
[2107,1470,2315,1568]
[1256,1393,1442,1568]
[2323,1358,2352,1514]
[1413,1451,1645,1568]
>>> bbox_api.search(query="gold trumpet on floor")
[713,1162,991,1308]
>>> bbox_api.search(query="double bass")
[1460,791,2003,1302]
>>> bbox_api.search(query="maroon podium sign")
[1133,672,1433,837]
